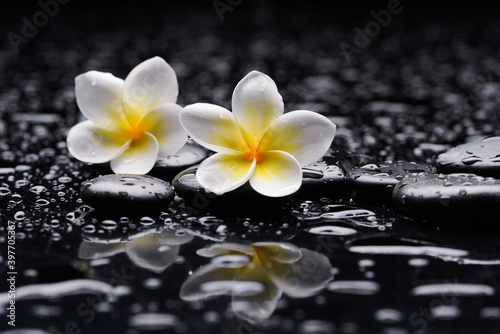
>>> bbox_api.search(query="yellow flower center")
[245,148,262,163]
[129,127,143,142]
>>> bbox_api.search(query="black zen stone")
[392,173,500,222]
[172,166,292,216]
[151,141,210,180]
[299,158,348,199]
[435,137,500,178]
[80,174,175,212]
[346,161,436,202]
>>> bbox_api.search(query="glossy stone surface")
[81,174,175,212]
[151,141,210,180]
[346,161,436,201]
[172,166,289,216]
[435,137,500,178]
[392,173,500,222]
[298,157,348,199]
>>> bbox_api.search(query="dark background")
[1,1,500,333]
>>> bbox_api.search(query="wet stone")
[150,141,209,180]
[435,137,500,178]
[173,166,298,216]
[299,157,348,199]
[80,174,175,212]
[392,173,500,222]
[346,161,436,202]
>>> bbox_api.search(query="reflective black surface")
[1,1,500,333]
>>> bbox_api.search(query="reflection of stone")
[78,226,194,273]
[180,242,333,324]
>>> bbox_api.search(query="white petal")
[265,249,333,298]
[196,153,256,195]
[66,120,131,163]
[197,243,256,258]
[155,227,194,246]
[232,280,281,324]
[125,236,180,273]
[180,103,249,154]
[75,71,130,131]
[232,71,284,150]
[78,241,124,260]
[180,262,257,302]
[122,57,179,127]
[139,103,188,156]
[110,132,159,174]
[252,242,302,263]
[258,110,336,166]
[249,150,302,197]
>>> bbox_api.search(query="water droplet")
[101,220,118,230]
[308,225,357,236]
[51,232,62,241]
[461,156,483,165]
[431,305,461,320]
[0,187,11,197]
[408,258,429,267]
[327,280,380,295]
[298,320,336,334]
[35,199,50,206]
[30,185,48,194]
[374,308,404,323]
[143,278,163,289]
[480,307,500,319]
[82,224,96,234]
[58,176,72,184]
[140,217,155,226]
[14,211,26,220]
[128,313,179,330]
[50,219,60,228]
[438,195,451,207]
[119,191,128,197]
[15,179,30,187]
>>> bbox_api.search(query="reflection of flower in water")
[79,226,194,273]
[180,242,333,324]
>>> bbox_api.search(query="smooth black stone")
[172,166,288,216]
[435,137,500,178]
[392,173,500,222]
[80,174,175,212]
[346,161,436,201]
[299,157,348,199]
[150,141,210,180]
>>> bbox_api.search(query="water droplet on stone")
[462,156,483,165]
[101,220,118,230]
[140,216,155,226]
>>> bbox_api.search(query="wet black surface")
[1,1,500,333]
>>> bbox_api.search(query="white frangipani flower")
[67,57,188,174]
[179,71,336,197]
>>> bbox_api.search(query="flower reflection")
[79,226,194,273]
[180,242,333,324]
